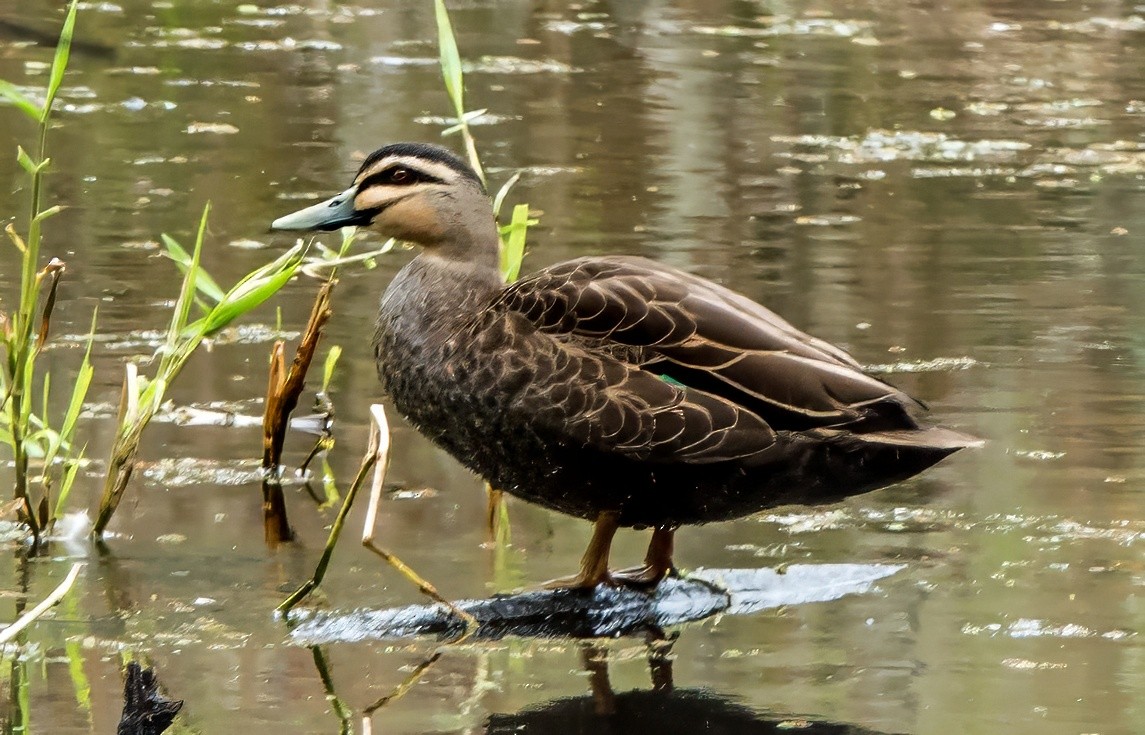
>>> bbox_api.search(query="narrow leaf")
[163,204,210,368]
[16,146,37,174]
[322,345,342,393]
[161,233,225,303]
[6,223,27,254]
[53,457,84,521]
[198,266,299,336]
[0,80,42,122]
[43,0,80,121]
[492,172,521,218]
[500,203,530,282]
[433,0,465,118]
[32,205,63,224]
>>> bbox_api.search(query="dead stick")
[276,409,382,614]
[359,405,477,641]
[279,405,476,642]
[0,562,82,644]
[261,280,334,473]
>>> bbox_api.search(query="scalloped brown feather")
[496,256,925,434]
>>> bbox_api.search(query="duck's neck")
[378,248,505,347]
[433,210,502,273]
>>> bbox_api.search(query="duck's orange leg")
[543,511,621,589]
[612,527,677,587]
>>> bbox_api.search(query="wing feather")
[496,255,921,433]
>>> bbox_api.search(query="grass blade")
[500,203,531,282]
[0,81,42,123]
[162,204,210,369]
[161,234,225,303]
[322,345,342,392]
[43,0,80,122]
[433,0,464,118]
[492,172,521,218]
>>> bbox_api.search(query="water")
[1,0,1144,732]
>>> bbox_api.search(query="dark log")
[117,662,183,735]
[290,563,904,644]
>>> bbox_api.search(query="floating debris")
[140,458,264,488]
[865,356,981,373]
[1011,449,1065,461]
[466,56,580,75]
[185,122,240,135]
[962,618,1135,641]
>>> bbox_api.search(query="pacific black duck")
[272,142,977,589]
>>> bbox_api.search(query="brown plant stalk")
[261,280,334,545]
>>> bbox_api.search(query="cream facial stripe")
[356,157,463,188]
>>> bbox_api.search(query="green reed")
[93,204,306,537]
[0,0,92,543]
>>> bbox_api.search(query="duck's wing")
[496,255,922,433]
[479,323,778,464]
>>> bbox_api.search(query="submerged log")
[117,662,183,735]
[290,563,904,644]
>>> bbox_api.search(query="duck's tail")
[847,426,984,453]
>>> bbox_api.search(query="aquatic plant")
[92,206,306,537]
[0,0,91,544]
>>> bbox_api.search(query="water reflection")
[485,640,897,735]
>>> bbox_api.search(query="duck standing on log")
[272,143,978,589]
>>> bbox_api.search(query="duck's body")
[274,142,976,587]
[376,251,967,529]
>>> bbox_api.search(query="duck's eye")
[389,168,411,184]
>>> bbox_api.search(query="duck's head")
[271,142,497,258]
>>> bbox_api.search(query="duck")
[271,142,977,589]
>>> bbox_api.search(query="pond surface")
[1,0,1144,732]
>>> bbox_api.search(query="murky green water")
[1,0,1144,732]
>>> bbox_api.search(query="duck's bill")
[271,187,371,231]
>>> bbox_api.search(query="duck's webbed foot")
[611,527,677,588]
[542,519,678,591]
[542,511,620,590]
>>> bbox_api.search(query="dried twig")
[262,280,334,473]
[279,405,476,641]
[0,562,82,645]
[260,281,334,545]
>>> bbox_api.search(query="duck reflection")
[483,639,899,735]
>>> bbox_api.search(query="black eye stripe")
[358,166,446,191]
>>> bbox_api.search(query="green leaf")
[161,233,226,303]
[32,204,62,224]
[197,264,300,336]
[16,146,37,174]
[434,0,465,118]
[43,0,80,122]
[53,455,84,521]
[322,345,342,393]
[500,203,530,282]
[162,203,210,371]
[0,80,42,122]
